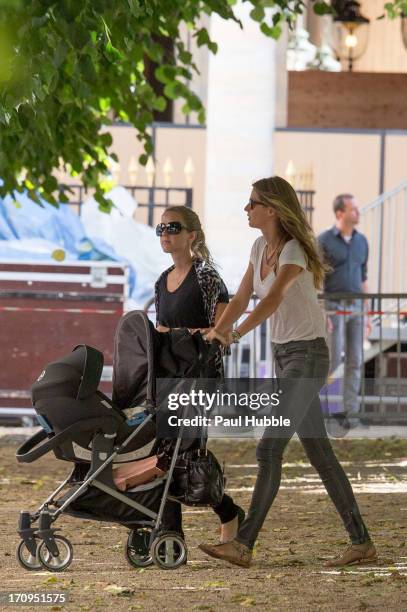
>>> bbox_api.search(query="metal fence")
[58,183,193,227]
[296,190,315,226]
[58,183,314,227]
[2,285,406,426]
[143,292,407,424]
[359,179,407,297]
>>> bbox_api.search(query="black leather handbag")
[170,446,225,507]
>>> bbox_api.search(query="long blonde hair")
[252,176,327,289]
[164,206,214,266]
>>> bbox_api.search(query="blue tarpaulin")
[0,190,137,296]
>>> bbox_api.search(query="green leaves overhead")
[313,2,332,16]
[382,1,407,18]
[196,27,218,54]
[0,0,401,209]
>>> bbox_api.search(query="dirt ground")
[1,437,407,612]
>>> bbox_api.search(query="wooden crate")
[0,260,129,409]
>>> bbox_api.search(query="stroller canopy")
[112,310,219,411]
[31,345,104,404]
[112,311,155,410]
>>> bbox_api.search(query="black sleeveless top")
[154,260,229,378]
[155,260,229,329]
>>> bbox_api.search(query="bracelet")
[231,330,241,344]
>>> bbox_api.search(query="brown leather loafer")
[199,540,252,568]
[325,541,378,567]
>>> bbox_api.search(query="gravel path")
[1,438,407,611]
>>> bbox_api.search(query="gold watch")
[231,330,241,344]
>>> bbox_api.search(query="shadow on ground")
[1,438,407,611]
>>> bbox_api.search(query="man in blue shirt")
[318,194,370,429]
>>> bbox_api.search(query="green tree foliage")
[382,1,407,18]
[0,0,403,209]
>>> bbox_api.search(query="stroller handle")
[16,428,48,463]
[197,337,223,375]
[207,337,222,353]
[16,417,114,463]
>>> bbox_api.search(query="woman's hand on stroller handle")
[202,328,230,346]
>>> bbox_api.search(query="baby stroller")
[15,311,222,572]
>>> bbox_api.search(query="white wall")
[203,2,277,290]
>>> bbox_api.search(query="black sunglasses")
[248,198,268,210]
[156,222,188,236]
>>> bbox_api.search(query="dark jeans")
[236,337,371,550]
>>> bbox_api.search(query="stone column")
[307,5,332,49]
[203,2,278,290]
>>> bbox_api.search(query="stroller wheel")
[37,535,73,572]
[125,528,153,568]
[150,532,187,570]
[16,537,42,571]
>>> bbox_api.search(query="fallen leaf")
[241,598,256,607]
[104,584,135,596]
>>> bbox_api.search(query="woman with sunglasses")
[155,205,245,543]
[199,176,376,568]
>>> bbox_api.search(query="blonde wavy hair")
[252,176,327,289]
[164,205,214,266]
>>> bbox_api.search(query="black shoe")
[326,413,350,438]
[348,419,370,430]
[334,412,351,428]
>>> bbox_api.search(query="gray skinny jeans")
[236,337,371,550]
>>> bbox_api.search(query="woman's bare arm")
[213,263,254,336]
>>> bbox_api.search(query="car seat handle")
[15,417,108,464]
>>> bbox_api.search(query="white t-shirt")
[250,236,326,343]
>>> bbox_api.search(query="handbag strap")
[198,421,207,452]
[198,439,207,453]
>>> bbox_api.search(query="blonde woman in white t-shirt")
[199,176,376,568]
